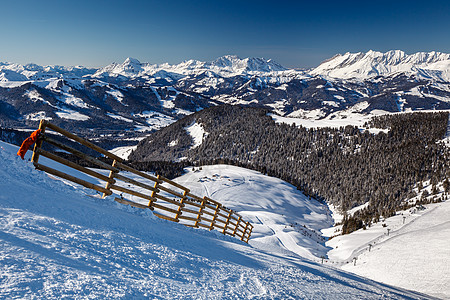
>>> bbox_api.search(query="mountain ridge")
[311,50,450,80]
[0,50,449,146]
[2,50,449,81]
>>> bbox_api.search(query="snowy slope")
[0,141,429,299]
[323,201,450,299]
[318,173,450,300]
[174,165,333,260]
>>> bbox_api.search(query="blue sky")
[1,0,449,68]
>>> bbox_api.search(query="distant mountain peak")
[208,55,287,74]
[123,57,142,65]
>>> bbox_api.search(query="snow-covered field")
[0,141,429,299]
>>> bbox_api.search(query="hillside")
[129,106,450,234]
[0,141,430,299]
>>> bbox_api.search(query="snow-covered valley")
[0,140,437,299]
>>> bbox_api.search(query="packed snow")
[0,141,429,299]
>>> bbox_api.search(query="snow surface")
[271,112,378,129]
[55,108,90,121]
[108,145,138,160]
[338,202,450,299]
[185,122,208,149]
[321,176,450,299]
[106,113,134,123]
[132,111,175,131]
[0,141,428,299]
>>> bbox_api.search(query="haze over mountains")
[1,50,449,142]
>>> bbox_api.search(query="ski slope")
[0,141,429,299]
[336,202,450,299]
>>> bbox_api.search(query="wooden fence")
[31,120,253,243]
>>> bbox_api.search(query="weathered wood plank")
[183,199,203,208]
[203,196,221,206]
[115,161,161,183]
[43,136,119,172]
[159,175,189,192]
[109,184,155,202]
[114,197,149,209]
[216,211,229,219]
[204,202,218,210]
[201,210,215,217]
[152,203,180,214]
[200,216,215,224]
[214,218,227,225]
[197,223,212,229]
[181,207,200,215]
[158,185,185,199]
[154,194,183,206]
[44,121,123,162]
[186,192,204,202]
[34,162,112,195]
[153,212,179,223]
[214,223,226,231]
[114,173,159,193]
[37,148,114,183]
[178,215,198,222]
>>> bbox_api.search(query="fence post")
[245,224,253,243]
[175,190,188,221]
[222,210,233,235]
[241,222,249,242]
[232,216,241,236]
[194,198,206,228]
[103,160,118,198]
[149,175,161,207]
[210,204,221,230]
[31,119,47,164]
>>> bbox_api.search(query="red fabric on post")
[17,129,42,160]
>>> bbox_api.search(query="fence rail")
[31,120,253,242]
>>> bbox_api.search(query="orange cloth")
[17,129,42,160]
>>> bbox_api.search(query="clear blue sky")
[1,0,449,68]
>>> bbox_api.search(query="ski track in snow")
[340,201,450,299]
[0,141,435,299]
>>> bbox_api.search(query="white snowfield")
[340,201,450,300]
[0,141,430,299]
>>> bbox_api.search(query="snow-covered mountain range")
[1,50,449,145]
[311,50,450,81]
